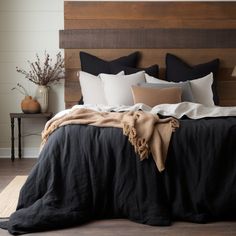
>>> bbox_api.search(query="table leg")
[18,118,21,159]
[11,117,15,161]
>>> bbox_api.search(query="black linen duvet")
[0,117,236,234]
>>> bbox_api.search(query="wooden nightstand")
[10,113,53,161]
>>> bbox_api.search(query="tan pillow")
[131,86,182,107]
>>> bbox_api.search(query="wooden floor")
[0,158,236,236]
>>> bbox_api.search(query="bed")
[1,1,236,235]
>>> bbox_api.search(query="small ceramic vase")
[36,85,49,113]
[21,96,41,114]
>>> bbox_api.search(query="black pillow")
[109,63,159,78]
[80,51,140,76]
[166,53,220,105]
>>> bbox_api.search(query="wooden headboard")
[60,1,236,108]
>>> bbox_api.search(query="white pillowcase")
[145,74,169,84]
[79,71,124,105]
[189,73,214,107]
[100,71,146,106]
[145,73,215,107]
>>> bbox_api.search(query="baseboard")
[0,148,39,158]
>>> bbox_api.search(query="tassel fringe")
[123,123,149,161]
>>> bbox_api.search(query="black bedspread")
[1,117,236,234]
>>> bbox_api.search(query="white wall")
[0,0,64,157]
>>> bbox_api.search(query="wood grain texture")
[60,29,236,49]
[63,1,236,107]
[65,19,236,30]
[64,2,236,20]
[64,1,236,30]
[65,79,81,102]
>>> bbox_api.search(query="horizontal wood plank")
[66,101,78,109]
[65,2,236,20]
[218,80,236,106]
[60,29,236,49]
[218,81,236,100]
[65,68,80,81]
[65,78,81,102]
[219,100,236,106]
[65,19,236,30]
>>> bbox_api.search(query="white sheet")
[52,102,236,122]
[151,102,236,119]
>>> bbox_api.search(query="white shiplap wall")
[0,0,64,157]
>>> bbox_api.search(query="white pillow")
[145,74,169,84]
[100,71,146,106]
[189,73,214,107]
[145,73,215,106]
[79,71,124,105]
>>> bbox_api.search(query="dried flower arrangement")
[11,83,29,96]
[16,51,65,86]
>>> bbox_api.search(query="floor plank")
[0,159,36,194]
[0,158,236,236]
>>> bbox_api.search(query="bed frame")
[60,1,236,108]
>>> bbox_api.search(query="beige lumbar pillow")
[131,86,182,107]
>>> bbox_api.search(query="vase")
[36,85,49,113]
[21,96,41,114]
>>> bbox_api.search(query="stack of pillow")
[79,51,220,107]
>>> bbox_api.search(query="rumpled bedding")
[53,102,236,120]
[41,108,178,172]
[0,103,236,234]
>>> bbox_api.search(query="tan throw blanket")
[41,108,179,172]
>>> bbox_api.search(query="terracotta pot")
[21,96,41,114]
